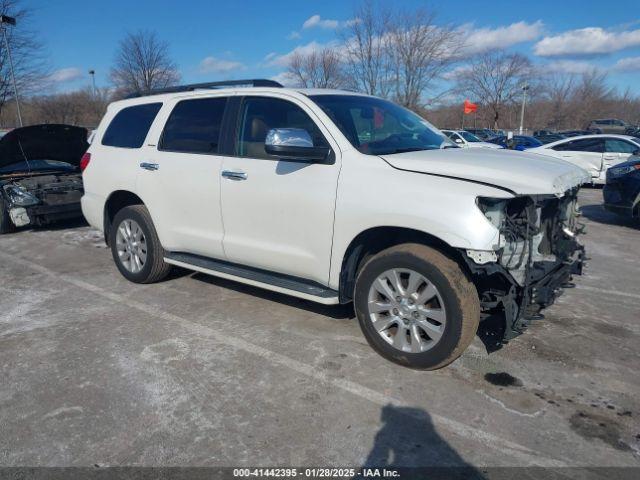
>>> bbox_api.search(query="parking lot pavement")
[0,188,639,470]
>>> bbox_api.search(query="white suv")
[81,79,589,369]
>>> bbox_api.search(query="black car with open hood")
[0,124,88,233]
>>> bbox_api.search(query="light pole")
[519,83,529,135]
[88,69,96,96]
[0,14,22,127]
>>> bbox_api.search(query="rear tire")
[354,243,480,370]
[0,198,15,234]
[109,205,172,283]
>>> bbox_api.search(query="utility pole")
[0,15,22,127]
[88,69,96,96]
[519,83,529,135]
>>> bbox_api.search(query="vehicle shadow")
[191,272,510,345]
[190,272,355,320]
[476,313,506,353]
[357,404,485,479]
[580,204,639,228]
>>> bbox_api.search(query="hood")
[0,124,88,170]
[381,148,590,196]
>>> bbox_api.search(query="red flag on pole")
[463,99,478,114]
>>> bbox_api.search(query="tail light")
[80,152,91,172]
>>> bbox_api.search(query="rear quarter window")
[102,103,162,148]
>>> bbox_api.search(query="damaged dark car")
[0,124,88,234]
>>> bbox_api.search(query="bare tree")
[28,87,111,126]
[541,73,576,130]
[385,9,461,110]
[110,30,180,96]
[455,51,532,129]
[341,0,391,97]
[571,69,613,128]
[0,0,48,122]
[286,48,349,89]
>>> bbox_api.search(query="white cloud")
[270,71,297,87]
[442,65,470,80]
[287,31,301,40]
[303,14,339,30]
[461,21,544,55]
[48,67,83,83]
[613,56,640,72]
[534,27,640,57]
[198,56,245,74]
[544,60,597,74]
[264,41,336,67]
[301,14,357,31]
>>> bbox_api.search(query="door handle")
[140,162,159,171]
[221,170,248,181]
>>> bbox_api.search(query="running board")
[164,252,340,305]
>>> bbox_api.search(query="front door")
[604,137,638,170]
[219,95,341,284]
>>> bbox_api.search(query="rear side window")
[605,138,637,154]
[102,103,162,149]
[553,138,604,152]
[159,97,228,154]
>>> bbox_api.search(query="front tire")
[109,205,172,283]
[354,243,480,370]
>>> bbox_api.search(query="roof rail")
[127,79,283,98]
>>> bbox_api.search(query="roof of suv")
[109,87,370,109]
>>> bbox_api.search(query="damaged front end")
[1,173,84,228]
[463,188,585,341]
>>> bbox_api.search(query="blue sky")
[24,0,640,97]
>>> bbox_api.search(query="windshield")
[309,95,446,155]
[0,159,76,174]
[459,131,481,142]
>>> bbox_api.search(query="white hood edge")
[381,148,590,196]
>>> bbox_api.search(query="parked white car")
[81,79,588,369]
[528,134,640,184]
[441,129,503,149]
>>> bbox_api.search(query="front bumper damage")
[1,173,84,228]
[463,188,586,342]
[10,202,83,227]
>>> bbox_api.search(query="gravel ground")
[0,188,638,473]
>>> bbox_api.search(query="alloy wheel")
[367,268,447,353]
[115,219,147,274]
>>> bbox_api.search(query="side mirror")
[265,128,329,162]
[454,138,463,144]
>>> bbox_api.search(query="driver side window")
[236,97,328,160]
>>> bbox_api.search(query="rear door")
[551,137,605,179]
[136,95,229,258]
[604,138,638,168]
[219,94,341,284]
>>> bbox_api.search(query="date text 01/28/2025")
[232,468,400,478]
